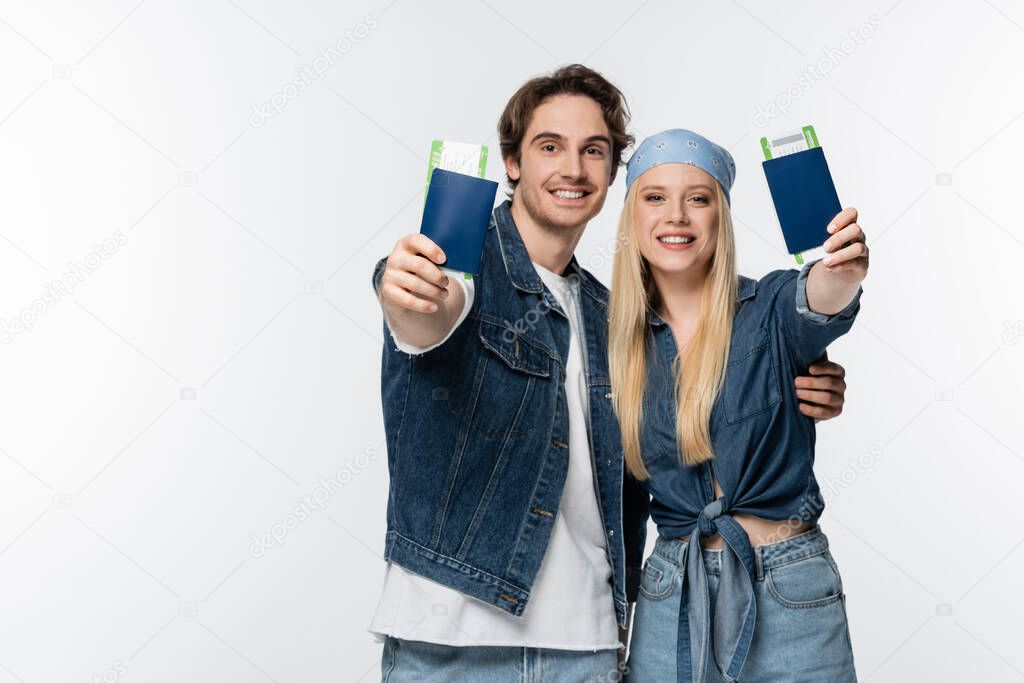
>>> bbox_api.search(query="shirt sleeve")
[772,260,862,368]
[384,269,475,355]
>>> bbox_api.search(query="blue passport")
[420,168,498,275]
[761,146,842,255]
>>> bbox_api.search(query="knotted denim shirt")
[637,264,862,681]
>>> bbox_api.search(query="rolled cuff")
[372,256,388,295]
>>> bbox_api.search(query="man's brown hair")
[498,64,634,190]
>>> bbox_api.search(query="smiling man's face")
[504,94,613,233]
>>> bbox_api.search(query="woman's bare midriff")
[681,514,814,549]
[678,476,813,549]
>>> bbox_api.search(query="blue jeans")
[380,636,621,682]
[626,526,856,682]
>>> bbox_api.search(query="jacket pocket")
[478,319,551,378]
[766,550,844,608]
[722,326,781,424]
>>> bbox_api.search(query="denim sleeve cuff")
[795,259,863,324]
[372,256,388,295]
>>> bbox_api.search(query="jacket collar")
[493,199,608,305]
[647,275,757,326]
[494,200,544,293]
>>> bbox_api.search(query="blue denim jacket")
[371,200,647,627]
[636,265,862,681]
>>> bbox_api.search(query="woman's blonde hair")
[608,180,738,480]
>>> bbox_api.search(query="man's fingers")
[799,372,845,392]
[381,283,438,313]
[391,270,449,301]
[796,375,846,395]
[796,388,838,406]
[402,233,446,265]
[806,360,846,379]
[378,232,449,315]
[393,250,449,288]
[799,402,840,420]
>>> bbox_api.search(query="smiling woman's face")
[632,164,720,278]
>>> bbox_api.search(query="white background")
[1,1,1022,681]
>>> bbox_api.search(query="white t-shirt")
[369,264,619,650]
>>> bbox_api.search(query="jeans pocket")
[766,551,844,609]
[639,555,675,601]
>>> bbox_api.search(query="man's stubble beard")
[516,181,605,237]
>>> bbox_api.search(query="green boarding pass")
[759,125,819,161]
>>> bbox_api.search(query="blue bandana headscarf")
[625,129,736,204]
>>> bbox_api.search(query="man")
[368,64,849,681]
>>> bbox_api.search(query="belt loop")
[754,544,765,581]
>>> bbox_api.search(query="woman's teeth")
[553,190,585,199]
[658,236,695,244]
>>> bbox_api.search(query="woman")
[611,130,867,682]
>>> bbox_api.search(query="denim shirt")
[371,200,647,627]
[639,265,862,534]
[636,264,862,682]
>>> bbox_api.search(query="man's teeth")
[659,235,695,244]
[553,190,585,199]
